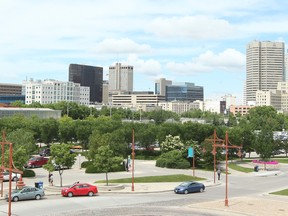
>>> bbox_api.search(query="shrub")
[81,161,92,168]
[22,169,35,177]
[85,165,98,173]
[85,163,125,173]
[134,149,161,160]
[156,150,190,169]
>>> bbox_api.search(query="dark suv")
[39,148,50,156]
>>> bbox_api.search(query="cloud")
[94,38,152,54]
[166,48,245,75]
[147,16,235,40]
[124,54,162,76]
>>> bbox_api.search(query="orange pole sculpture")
[225,131,229,207]
[1,131,23,216]
[206,129,242,207]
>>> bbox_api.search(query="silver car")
[5,186,45,202]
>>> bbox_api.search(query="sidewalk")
[188,195,288,216]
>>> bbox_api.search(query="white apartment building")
[204,99,222,113]
[159,100,203,114]
[109,63,133,92]
[23,79,90,105]
[246,40,285,105]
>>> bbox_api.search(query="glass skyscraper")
[69,64,103,103]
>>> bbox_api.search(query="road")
[0,158,287,215]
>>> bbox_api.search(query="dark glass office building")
[166,82,203,102]
[69,64,103,103]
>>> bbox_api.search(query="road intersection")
[1,157,288,216]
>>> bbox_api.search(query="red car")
[25,156,49,168]
[61,182,98,197]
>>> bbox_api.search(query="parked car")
[61,182,98,197]
[24,156,49,168]
[39,148,50,156]
[3,171,19,182]
[272,150,285,155]
[5,186,45,202]
[174,181,205,194]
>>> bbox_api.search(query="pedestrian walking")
[217,168,221,180]
[49,173,53,186]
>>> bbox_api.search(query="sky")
[1,0,288,105]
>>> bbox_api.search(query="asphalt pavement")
[1,159,288,216]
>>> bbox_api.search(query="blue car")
[174,181,205,194]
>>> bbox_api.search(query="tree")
[58,116,76,143]
[93,145,123,186]
[75,119,93,149]
[40,118,59,145]
[6,128,37,170]
[252,125,275,164]
[88,130,110,160]
[135,124,157,149]
[44,144,77,187]
[247,106,281,131]
[160,135,186,153]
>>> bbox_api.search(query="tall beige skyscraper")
[108,63,133,92]
[246,40,285,104]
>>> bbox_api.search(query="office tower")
[155,78,172,96]
[166,82,204,102]
[69,64,103,103]
[285,53,288,81]
[108,63,133,91]
[246,40,285,104]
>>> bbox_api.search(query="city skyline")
[1,0,288,104]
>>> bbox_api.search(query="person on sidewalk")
[217,168,221,180]
[49,173,53,186]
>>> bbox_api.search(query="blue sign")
[188,147,194,158]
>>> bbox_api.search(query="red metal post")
[192,156,195,176]
[8,143,12,216]
[225,131,229,207]
[213,130,216,184]
[131,128,135,191]
[1,139,4,197]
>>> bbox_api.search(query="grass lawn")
[95,174,206,184]
[275,158,288,163]
[228,163,254,173]
[270,189,288,196]
[243,158,288,163]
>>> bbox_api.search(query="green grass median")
[270,189,288,196]
[228,163,254,173]
[95,174,206,184]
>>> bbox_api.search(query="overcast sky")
[1,0,288,104]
